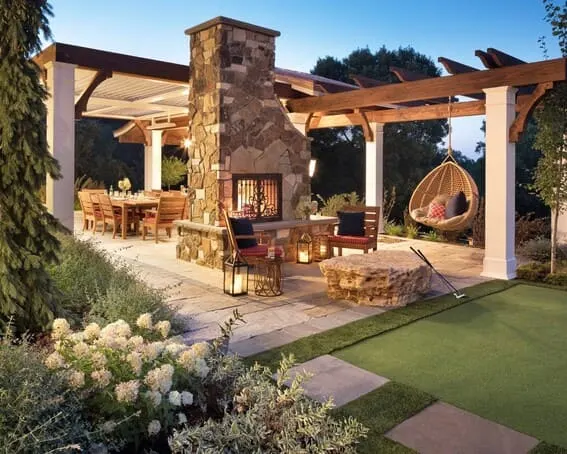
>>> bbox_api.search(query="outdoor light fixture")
[297,233,313,264]
[183,138,192,149]
[309,159,317,178]
[315,234,329,261]
[223,253,249,296]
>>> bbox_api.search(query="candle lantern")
[296,233,313,264]
[223,253,249,296]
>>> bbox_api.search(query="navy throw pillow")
[337,211,365,236]
[229,217,257,249]
[445,191,468,218]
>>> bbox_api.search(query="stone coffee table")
[319,250,432,307]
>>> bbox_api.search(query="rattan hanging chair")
[408,98,479,232]
[408,154,479,231]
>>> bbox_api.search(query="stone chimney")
[185,17,311,225]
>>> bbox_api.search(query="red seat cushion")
[240,244,283,257]
[328,235,373,245]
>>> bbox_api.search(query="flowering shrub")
[45,314,211,451]
[169,355,368,453]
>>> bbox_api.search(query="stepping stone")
[283,355,389,407]
[229,330,297,357]
[386,402,539,454]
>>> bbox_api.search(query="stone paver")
[282,355,389,407]
[386,402,539,454]
[229,330,298,357]
[73,212,486,355]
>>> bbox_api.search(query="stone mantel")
[174,215,337,235]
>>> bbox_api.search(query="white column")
[45,61,76,231]
[144,145,152,190]
[366,122,385,232]
[555,210,567,245]
[150,130,162,190]
[482,86,518,280]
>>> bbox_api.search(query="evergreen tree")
[0,0,61,330]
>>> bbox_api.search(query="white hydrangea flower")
[143,341,164,361]
[177,349,210,378]
[168,391,181,406]
[70,332,84,343]
[97,335,128,350]
[72,341,90,358]
[100,320,131,339]
[144,364,174,393]
[190,342,211,359]
[127,335,144,349]
[154,320,171,339]
[144,390,162,407]
[177,412,187,424]
[126,351,143,376]
[91,369,112,388]
[136,313,153,330]
[68,370,85,389]
[164,342,187,358]
[115,380,140,403]
[51,318,71,340]
[45,351,66,370]
[90,351,107,368]
[147,420,161,436]
[181,391,193,406]
[194,358,210,379]
[83,323,101,342]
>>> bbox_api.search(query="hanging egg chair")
[408,99,479,232]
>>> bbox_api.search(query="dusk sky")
[48,0,559,156]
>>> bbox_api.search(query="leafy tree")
[161,156,187,189]
[534,0,567,273]
[0,0,60,330]
[310,47,447,220]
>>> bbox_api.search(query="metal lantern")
[223,253,249,296]
[297,233,313,264]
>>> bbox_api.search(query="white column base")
[481,257,517,280]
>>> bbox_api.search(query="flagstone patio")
[74,212,486,355]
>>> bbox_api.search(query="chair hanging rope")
[408,96,479,232]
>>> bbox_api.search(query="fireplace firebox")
[231,173,282,222]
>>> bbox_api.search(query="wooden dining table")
[111,197,159,240]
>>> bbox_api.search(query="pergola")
[35,40,567,280]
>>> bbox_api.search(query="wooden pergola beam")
[438,57,479,75]
[286,58,567,114]
[350,74,388,88]
[475,50,499,69]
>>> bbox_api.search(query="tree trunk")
[551,203,559,274]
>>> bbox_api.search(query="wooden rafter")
[475,50,499,69]
[286,58,567,114]
[487,48,525,67]
[75,70,112,118]
[438,57,479,75]
[350,74,388,88]
[509,82,553,142]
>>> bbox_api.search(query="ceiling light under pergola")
[146,115,176,130]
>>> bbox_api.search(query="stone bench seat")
[319,250,432,307]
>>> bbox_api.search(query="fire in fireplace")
[232,173,282,222]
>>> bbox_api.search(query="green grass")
[333,382,435,453]
[334,284,567,448]
[248,280,516,370]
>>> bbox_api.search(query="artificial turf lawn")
[333,284,567,448]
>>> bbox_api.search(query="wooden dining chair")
[95,194,139,239]
[141,195,186,243]
[78,191,103,233]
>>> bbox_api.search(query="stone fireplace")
[232,173,282,222]
[184,16,310,225]
[175,17,337,268]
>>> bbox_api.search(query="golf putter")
[410,247,466,299]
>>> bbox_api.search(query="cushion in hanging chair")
[409,160,479,232]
